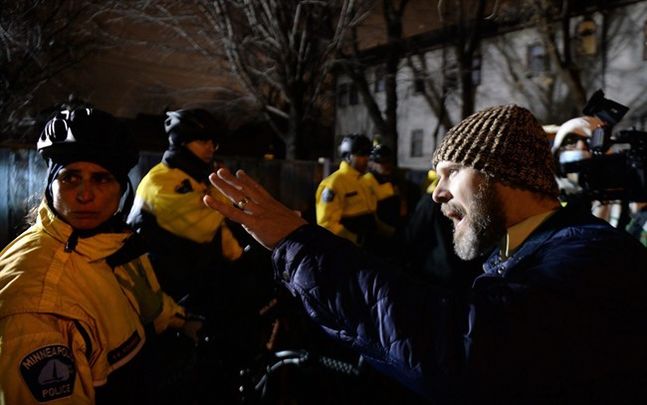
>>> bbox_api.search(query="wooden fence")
[0,148,324,248]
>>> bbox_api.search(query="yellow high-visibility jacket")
[0,203,186,404]
[315,161,393,244]
[129,162,242,261]
[362,171,396,204]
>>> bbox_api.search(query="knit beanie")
[432,105,559,197]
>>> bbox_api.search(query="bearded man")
[203,105,647,404]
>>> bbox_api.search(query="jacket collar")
[499,210,557,259]
[162,146,212,183]
[339,160,361,177]
[482,206,574,277]
[37,202,130,262]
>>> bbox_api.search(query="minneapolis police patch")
[322,188,335,203]
[19,344,76,402]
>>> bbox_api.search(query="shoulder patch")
[322,188,335,203]
[175,179,193,194]
[20,345,76,402]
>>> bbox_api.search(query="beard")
[442,178,507,260]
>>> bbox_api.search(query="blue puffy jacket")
[272,205,647,403]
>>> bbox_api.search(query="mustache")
[441,202,467,219]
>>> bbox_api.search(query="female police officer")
[0,107,199,404]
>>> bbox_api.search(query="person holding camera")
[204,104,647,404]
[551,115,626,224]
[551,90,647,230]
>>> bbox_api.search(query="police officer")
[367,143,405,228]
[128,108,243,304]
[127,109,262,402]
[0,107,198,404]
[316,135,393,246]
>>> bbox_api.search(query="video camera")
[559,89,647,202]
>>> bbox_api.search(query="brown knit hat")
[432,105,559,197]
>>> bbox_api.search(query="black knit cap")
[165,108,222,148]
[432,105,559,197]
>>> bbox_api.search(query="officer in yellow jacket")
[128,109,243,304]
[0,107,198,404]
[316,135,393,246]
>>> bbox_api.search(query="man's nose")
[432,179,451,204]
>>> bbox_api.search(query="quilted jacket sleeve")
[271,224,464,399]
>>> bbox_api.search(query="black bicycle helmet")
[339,134,372,158]
[369,144,394,164]
[164,108,222,147]
[38,107,139,180]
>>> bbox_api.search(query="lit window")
[443,61,459,92]
[374,66,385,93]
[576,16,598,56]
[414,77,426,94]
[337,83,349,107]
[410,129,424,157]
[472,53,482,86]
[349,83,359,105]
[527,43,549,76]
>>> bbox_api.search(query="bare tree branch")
[0,0,122,140]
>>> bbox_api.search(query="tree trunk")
[382,0,408,165]
[343,61,389,137]
[286,88,305,160]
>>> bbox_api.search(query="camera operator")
[551,115,624,225]
[551,90,647,230]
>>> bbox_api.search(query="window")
[443,61,459,93]
[414,76,426,94]
[374,65,385,93]
[643,20,647,61]
[471,53,482,86]
[337,83,349,107]
[576,16,598,56]
[410,129,424,158]
[349,83,359,105]
[527,43,549,76]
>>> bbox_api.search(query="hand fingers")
[209,171,249,204]
[114,272,130,288]
[213,168,270,203]
[213,167,241,190]
[203,194,251,225]
[114,268,135,289]
[211,169,270,214]
[235,170,272,199]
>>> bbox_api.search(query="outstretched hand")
[203,168,307,250]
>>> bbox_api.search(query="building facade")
[335,0,647,170]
